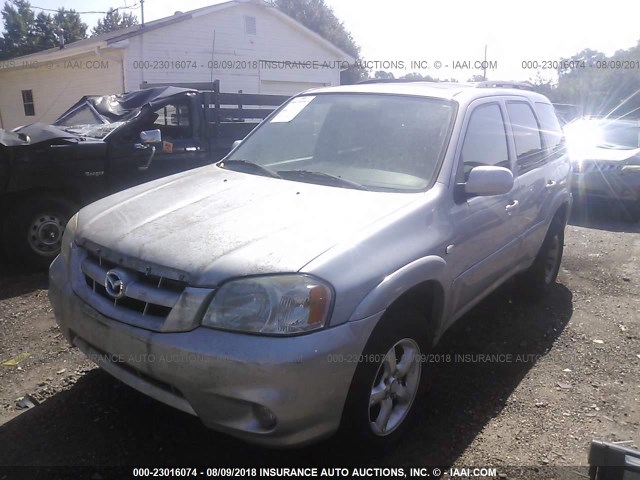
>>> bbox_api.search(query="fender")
[350,255,448,321]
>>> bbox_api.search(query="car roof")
[304,81,552,104]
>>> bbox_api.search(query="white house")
[0,0,353,129]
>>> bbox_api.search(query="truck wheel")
[517,217,564,301]
[3,195,77,270]
[340,307,429,448]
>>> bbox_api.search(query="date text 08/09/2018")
[131,467,498,477]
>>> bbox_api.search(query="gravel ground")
[0,204,638,478]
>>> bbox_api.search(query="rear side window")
[507,102,545,174]
[535,102,565,160]
[457,103,509,182]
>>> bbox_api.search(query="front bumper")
[571,167,640,202]
[49,255,381,447]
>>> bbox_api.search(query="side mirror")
[463,166,514,197]
[232,139,242,150]
[140,129,162,144]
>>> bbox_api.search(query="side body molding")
[350,255,448,321]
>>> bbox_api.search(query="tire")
[3,195,77,270]
[339,306,430,449]
[517,217,565,301]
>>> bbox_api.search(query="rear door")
[506,100,565,263]
[449,99,521,318]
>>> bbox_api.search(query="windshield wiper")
[219,159,282,179]
[277,169,369,191]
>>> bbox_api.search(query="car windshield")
[223,93,456,192]
[565,119,640,151]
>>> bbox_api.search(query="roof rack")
[475,81,535,91]
[356,78,433,84]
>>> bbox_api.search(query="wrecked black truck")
[0,83,288,268]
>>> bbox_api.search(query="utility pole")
[483,44,487,81]
[141,0,145,28]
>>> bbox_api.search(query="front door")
[107,97,209,191]
[448,100,521,320]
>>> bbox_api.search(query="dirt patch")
[0,206,638,473]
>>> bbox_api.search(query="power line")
[7,0,141,15]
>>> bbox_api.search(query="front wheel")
[3,195,77,270]
[340,309,429,448]
[367,338,422,436]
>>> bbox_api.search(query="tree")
[400,72,436,82]
[33,11,57,50]
[0,1,87,59]
[374,70,395,80]
[0,0,37,59]
[270,0,366,84]
[92,8,138,36]
[53,8,87,46]
[467,74,486,82]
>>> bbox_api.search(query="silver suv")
[49,81,572,447]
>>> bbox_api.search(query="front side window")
[507,102,545,173]
[225,94,456,192]
[457,103,510,182]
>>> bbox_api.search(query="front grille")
[81,249,187,320]
[579,162,621,174]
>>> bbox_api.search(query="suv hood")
[77,166,419,285]
[570,145,640,162]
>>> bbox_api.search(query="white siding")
[0,50,124,129]
[123,3,343,94]
[260,80,324,95]
[0,2,350,129]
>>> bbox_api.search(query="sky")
[3,0,640,81]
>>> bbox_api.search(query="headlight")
[202,275,333,335]
[60,213,78,261]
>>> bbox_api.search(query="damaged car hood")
[0,86,197,147]
[0,123,79,146]
[76,166,419,286]
[54,86,197,126]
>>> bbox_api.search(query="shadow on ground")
[0,281,574,471]
[0,264,47,301]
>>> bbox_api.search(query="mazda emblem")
[105,270,127,299]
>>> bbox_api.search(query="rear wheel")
[3,195,77,270]
[517,217,564,301]
[340,307,430,448]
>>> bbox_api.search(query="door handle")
[545,180,557,189]
[137,146,156,171]
[505,200,519,212]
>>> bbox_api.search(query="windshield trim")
[218,92,459,193]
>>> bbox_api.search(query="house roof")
[7,0,354,65]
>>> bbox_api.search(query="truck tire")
[339,306,429,449]
[517,217,564,301]
[3,195,77,270]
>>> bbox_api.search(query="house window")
[22,90,35,116]
[244,15,256,35]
